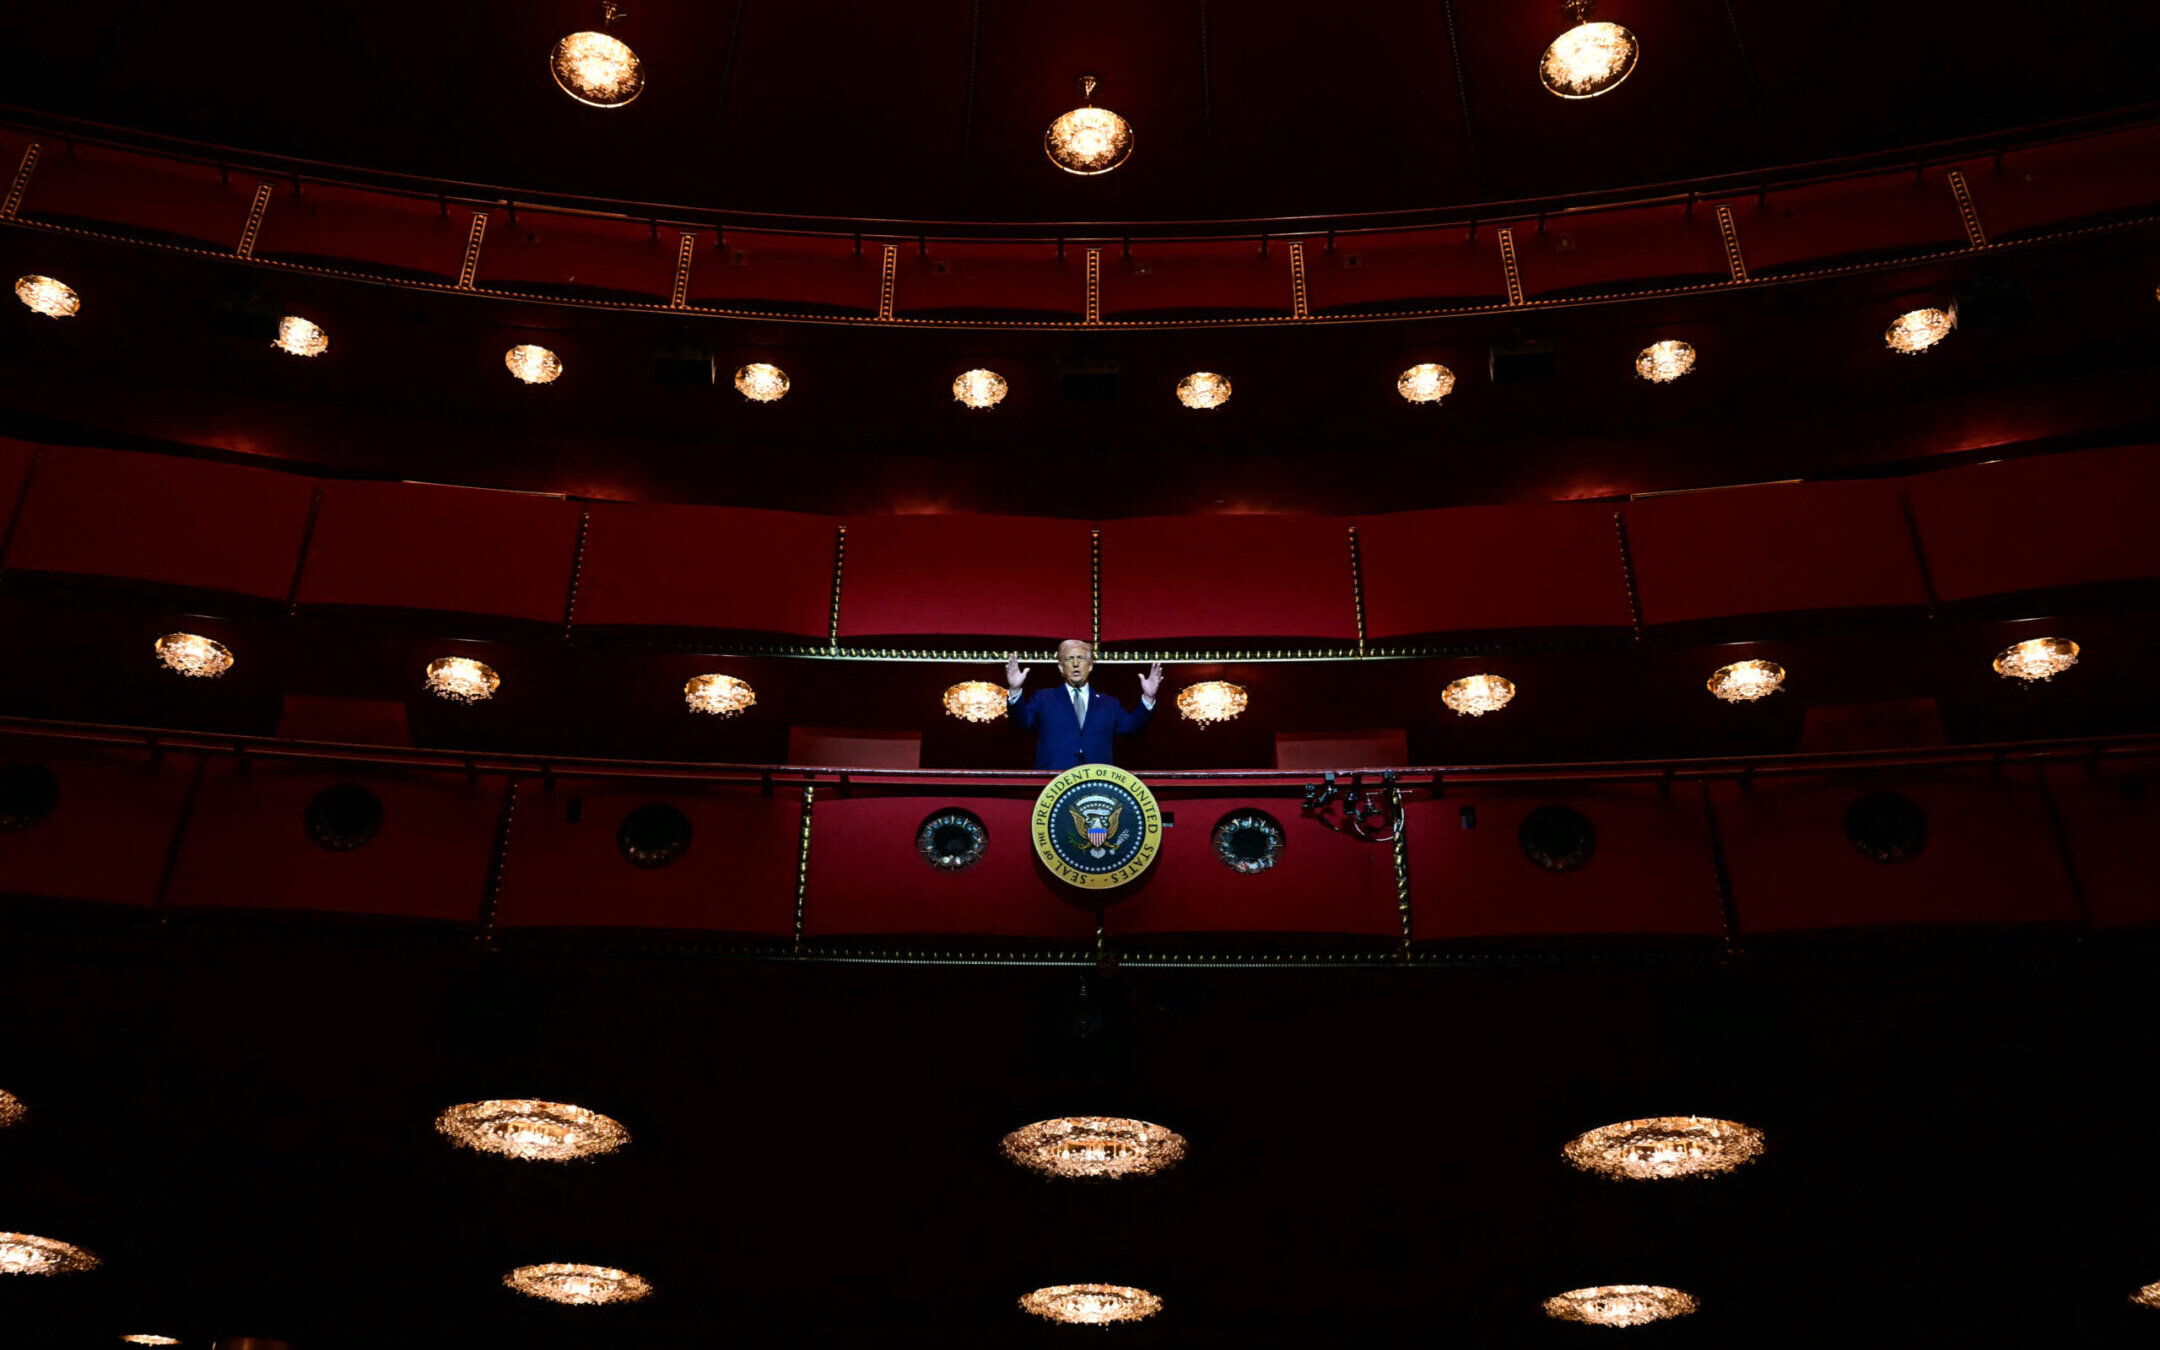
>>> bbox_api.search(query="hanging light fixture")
[0,1233,99,1276]
[154,633,234,679]
[1176,680,1248,725]
[505,344,563,384]
[1635,339,1695,383]
[0,1089,21,1127]
[1884,307,1954,354]
[1542,1285,1697,1327]
[504,1263,652,1305]
[1563,1116,1765,1180]
[1397,363,1456,404]
[1706,659,1784,703]
[1993,636,2079,683]
[273,316,329,357]
[1001,1117,1187,1180]
[551,3,645,107]
[685,673,756,716]
[953,368,1008,409]
[1176,371,1231,410]
[120,1338,181,1346]
[424,657,500,704]
[943,681,1009,723]
[1019,1284,1163,1325]
[733,363,789,402]
[436,1099,629,1162]
[13,275,80,318]
[1044,76,1134,175]
[1442,674,1515,717]
[2133,1281,2160,1309]
[1538,0,1640,98]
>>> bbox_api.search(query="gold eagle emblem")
[1069,803,1123,851]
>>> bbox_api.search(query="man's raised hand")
[1139,661,1164,701]
[1005,652,1027,691]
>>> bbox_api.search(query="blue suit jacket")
[1012,684,1152,770]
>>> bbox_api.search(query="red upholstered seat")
[295,481,580,622]
[1356,504,1632,638]
[838,514,1089,640]
[1905,444,2160,601]
[1099,515,1358,642]
[575,502,835,637]
[1273,731,1408,769]
[787,728,922,769]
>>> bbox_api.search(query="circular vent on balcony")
[304,784,383,852]
[1844,791,1928,864]
[617,803,692,869]
[1519,805,1597,872]
[0,763,59,831]
[917,809,988,871]
[1212,811,1285,874]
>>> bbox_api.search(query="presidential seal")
[1031,764,1162,891]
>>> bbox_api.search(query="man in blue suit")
[1005,640,1166,770]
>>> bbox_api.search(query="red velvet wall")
[20,143,252,248]
[839,514,1090,640]
[2042,759,2160,928]
[802,796,1094,939]
[575,502,835,636]
[4,447,316,599]
[0,741,192,908]
[1356,504,1632,638]
[1102,240,1290,318]
[296,481,580,622]
[1099,515,1358,641]
[164,761,497,922]
[1961,126,2160,240]
[1110,800,1397,935]
[1406,787,1726,939]
[252,183,469,279]
[1718,171,1968,275]
[1906,444,2160,601]
[0,438,39,536]
[474,208,676,298]
[893,242,1083,319]
[1516,205,1728,297]
[495,785,801,935]
[687,230,877,313]
[1304,226,1506,312]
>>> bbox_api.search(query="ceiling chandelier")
[551,4,645,108]
[1635,339,1695,383]
[504,1263,652,1305]
[1176,371,1232,410]
[435,1099,629,1162]
[121,1338,181,1346]
[0,1089,21,1127]
[1542,1285,1698,1327]
[1001,1117,1187,1180]
[14,274,80,318]
[1885,307,1954,354]
[1177,680,1248,725]
[0,1233,99,1276]
[2134,1281,2160,1309]
[953,368,1009,409]
[1563,1116,1766,1180]
[1442,674,1515,717]
[943,680,1009,723]
[1993,636,2079,682]
[424,656,500,704]
[505,344,563,384]
[1397,363,1456,404]
[1538,0,1640,98]
[685,673,757,716]
[1706,659,1784,703]
[1044,76,1134,175]
[154,632,233,679]
[733,362,789,402]
[274,316,329,357]
[1019,1284,1163,1325]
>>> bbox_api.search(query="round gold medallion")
[1030,764,1162,891]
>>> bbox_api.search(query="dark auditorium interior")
[4,3,2160,1348]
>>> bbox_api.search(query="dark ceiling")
[3,0,2158,224]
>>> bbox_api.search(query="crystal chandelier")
[1397,363,1456,404]
[121,1338,181,1347]
[0,1089,21,1127]
[14,275,80,318]
[1044,76,1134,175]
[733,362,789,402]
[1442,674,1515,716]
[1635,339,1694,382]
[1001,1117,1187,1180]
[1563,1116,1765,1180]
[424,657,500,704]
[505,344,563,384]
[551,5,645,108]
[1176,371,1231,410]
[1885,307,1954,354]
[685,673,757,716]
[504,1263,652,1305]
[1542,1285,1697,1327]
[1993,636,2079,682]
[0,1233,99,1276]
[436,1099,629,1162]
[274,316,329,357]
[943,680,1009,722]
[953,368,1008,409]
[1019,1284,1163,1325]
[1177,680,1248,725]
[154,633,234,679]
[1706,659,1784,703]
[2133,1281,2160,1309]
[1539,0,1640,98]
